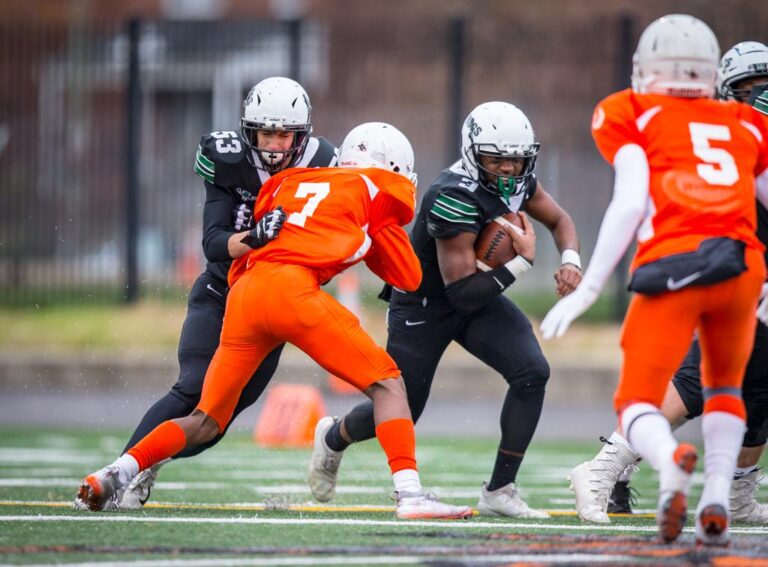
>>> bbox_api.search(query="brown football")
[474,212,525,271]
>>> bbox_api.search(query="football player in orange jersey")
[568,41,768,528]
[76,122,473,520]
[541,15,768,545]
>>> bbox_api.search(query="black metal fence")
[1,10,766,308]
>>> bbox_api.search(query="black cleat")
[608,480,638,514]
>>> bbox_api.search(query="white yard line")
[14,554,633,567]
[2,514,767,535]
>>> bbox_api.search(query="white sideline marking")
[2,514,768,535]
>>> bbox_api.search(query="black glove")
[242,207,287,249]
[233,203,254,231]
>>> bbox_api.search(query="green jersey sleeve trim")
[194,146,215,184]
[434,193,479,215]
[430,202,477,224]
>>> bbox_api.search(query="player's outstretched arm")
[540,144,649,339]
[365,225,422,291]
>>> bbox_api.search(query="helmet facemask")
[469,143,539,203]
[240,121,311,173]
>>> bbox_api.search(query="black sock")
[487,450,523,492]
[325,420,351,452]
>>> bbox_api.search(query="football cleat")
[395,490,473,520]
[657,443,697,543]
[119,465,160,510]
[607,476,639,514]
[568,439,639,523]
[696,503,730,546]
[478,481,549,518]
[75,466,126,512]
[308,416,344,503]
[730,469,768,524]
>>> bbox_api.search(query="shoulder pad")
[427,178,482,230]
[195,131,252,188]
[300,136,339,168]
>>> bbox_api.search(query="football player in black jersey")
[309,101,582,517]
[91,77,337,510]
[568,41,768,527]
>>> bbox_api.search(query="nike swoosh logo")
[405,320,426,327]
[667,271,702,291]
[206,283,223,297]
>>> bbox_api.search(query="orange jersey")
[228,167,420,288]
[592,89,768,269]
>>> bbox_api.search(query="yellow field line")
[0,500,655,518]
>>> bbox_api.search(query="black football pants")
[122,271,283,458]
[343,292,550,455]
[672,322,768,447]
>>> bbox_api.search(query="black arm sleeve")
[201,181,238,263]
[444,265,516,315]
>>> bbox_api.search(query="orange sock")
[375,418,417,474]
[127,421,187,471]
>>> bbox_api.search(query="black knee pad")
[504,355,550,393]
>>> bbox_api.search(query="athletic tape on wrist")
[505,256,532,279]
[561,249,582,269]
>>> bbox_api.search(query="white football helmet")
[460,101,539,199]
[338,122,417,186]
[717,41,768,101]
[241,77,312,172]
[631,14,720,98]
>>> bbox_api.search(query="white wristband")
[505,256,532,279]
[561,249,582,269]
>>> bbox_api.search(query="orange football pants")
[614,246,766,415]
[197,262,400,431]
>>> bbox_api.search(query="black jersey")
[193,130,338,284]
[407,160,537,298]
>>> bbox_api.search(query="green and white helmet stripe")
[194,146,215,184]
[430,193,478,224]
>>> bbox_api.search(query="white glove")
[758,282,768,326]
[540,284,600,340]
[233,203,254,231]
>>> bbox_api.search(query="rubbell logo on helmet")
[717,41,768,101]
[240,77,313,172]
[338,122,418,186]
[460,101,540,200]
[631,14,720,98]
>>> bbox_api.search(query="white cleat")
[477,481,549,519]
[730,469,768,524]
[120,465,161,510]
[308,416,344,503]
[74,466,125,512]
[395,490,473,520]
[568,441,639,524]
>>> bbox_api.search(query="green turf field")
[1,428,767,565]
